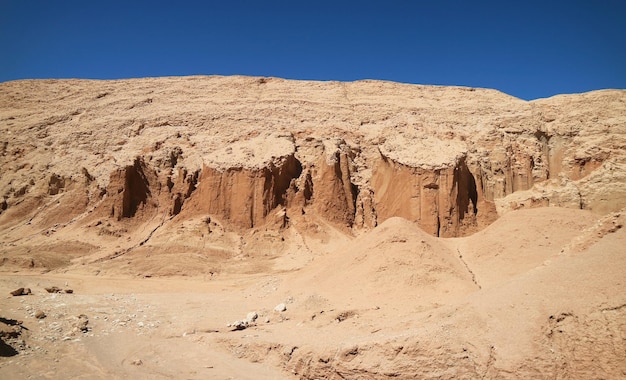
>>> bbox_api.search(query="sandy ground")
[2,207,625,379]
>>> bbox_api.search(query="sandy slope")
[1,208,624,379]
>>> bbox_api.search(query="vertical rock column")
[311,151,357,228]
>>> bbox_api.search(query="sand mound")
[285,217,476,309]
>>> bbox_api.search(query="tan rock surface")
[0,76,625,378]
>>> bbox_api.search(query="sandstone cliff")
[0,76,624,249]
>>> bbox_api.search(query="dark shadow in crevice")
[457,159,478,220]
[122,158,152,218]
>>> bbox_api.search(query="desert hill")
[0,76,625,378]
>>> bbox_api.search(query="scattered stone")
[74,314,89,332]
[274,303,287,312]
[131,359,143,366]
[246,311,258,323]
[228,311,262,331]
[34,311,46,319]
[10,288,31,296]
[231,320,249,331]
[45,286,62,293]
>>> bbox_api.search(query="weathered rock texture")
[0,76,624,242]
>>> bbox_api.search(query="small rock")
[45,286,62,293]
[74,314,89,332]
[274,303,287,312]
[64,289,74,294]
[246,311,258,323]
[131,359,143,366]
[231,320,249,331]
[10,287,30,296]
[35,311,46,319]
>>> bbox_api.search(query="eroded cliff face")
[308,148,358,229]
[371,154,486,237]
[0,76,624,243]
[180,156,302,229]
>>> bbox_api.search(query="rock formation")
[0,76,624,257]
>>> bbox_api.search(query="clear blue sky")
[1,0,625,100]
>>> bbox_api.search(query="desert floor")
[1,207,625,379]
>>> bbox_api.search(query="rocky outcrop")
[307,143,358,229]
[104,157,160,221]
[167,168,199,216]
[371,152,487,237]
[181,156,302,229]
[0,77,624,242]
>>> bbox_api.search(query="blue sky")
[1,0,625,100]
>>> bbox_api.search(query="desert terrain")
[0,76,625,379]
